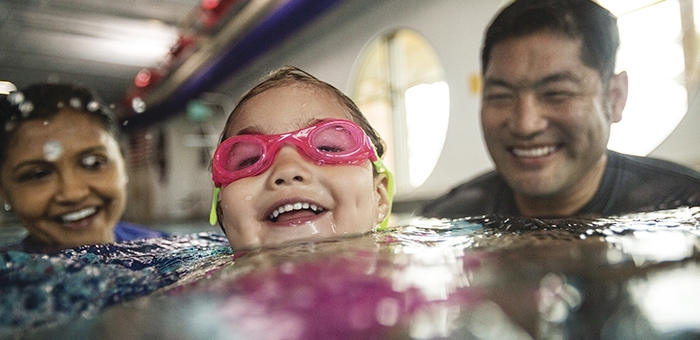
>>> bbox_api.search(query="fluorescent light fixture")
[0,81,17,95]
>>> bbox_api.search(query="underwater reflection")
[2,207,700,339]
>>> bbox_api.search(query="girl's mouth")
[268,202,324,223]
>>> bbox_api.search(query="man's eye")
[484,92,514,103]
[488,93,512,99]
[542,90,575,101]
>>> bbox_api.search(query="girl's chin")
[230,224,331,250]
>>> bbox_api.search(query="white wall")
[150,118,220,220]
[210,0,503,201]
[154,0,700,221]
[650,89,700,170]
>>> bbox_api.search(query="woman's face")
[0,109,127,247]
[218,85,390,250]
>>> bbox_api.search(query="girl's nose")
[267,146,313,187]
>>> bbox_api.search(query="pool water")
[2,207,700,339]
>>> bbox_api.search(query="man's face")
[481,31,626,204]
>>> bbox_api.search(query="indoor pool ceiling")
[0,0,351,127]
[0,0,201,105]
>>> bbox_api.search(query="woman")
[0,83,166,250]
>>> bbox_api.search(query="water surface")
[2,207,700,339]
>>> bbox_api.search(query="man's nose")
[510,95,547,137]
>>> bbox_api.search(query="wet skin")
[480,31,628,217]
[218,84,391,250]
[0,109,127,247]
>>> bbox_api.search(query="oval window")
[352,29,449,196]
[599,0,689,155]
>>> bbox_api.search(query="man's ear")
[609,71,628,123]
[374,172,391,225]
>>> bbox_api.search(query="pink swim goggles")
[210,119,394,228]
[213,119,379,187]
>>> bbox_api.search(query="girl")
[211,66,393,249]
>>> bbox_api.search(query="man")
[422,0,700,219]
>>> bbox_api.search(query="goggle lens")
[213,119,375,187]
[225,141,263,172]
[310,124,357,155]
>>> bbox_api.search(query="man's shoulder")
[598,151,700,214]
[609,151,700,182]
[451,171,503,189]
[420,170,507,218]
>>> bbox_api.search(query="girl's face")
[218,85,390,250]
[0,109,127,247]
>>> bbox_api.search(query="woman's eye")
[17,168,52,182]
[82,155,108,170]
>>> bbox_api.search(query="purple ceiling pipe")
[121,0,345,131]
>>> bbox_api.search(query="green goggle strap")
[209,187,220,226]
[372,158,394,230]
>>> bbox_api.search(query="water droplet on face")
[87,101,100,112]
[7,91,24,105]
[132,97,146,113]
[69,97,82,109]
[19,101,34,117]
[82,155,97,167]
[43,140,63,162]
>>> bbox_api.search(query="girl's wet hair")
[220,65,386,158]
[0,83,118,166]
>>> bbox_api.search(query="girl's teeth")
[269,202,324,221]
